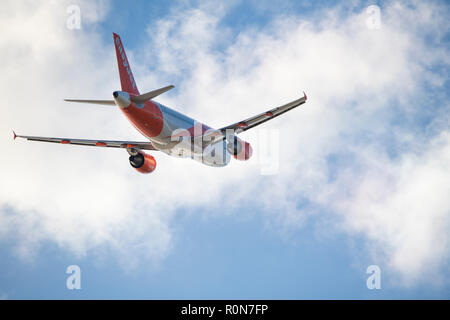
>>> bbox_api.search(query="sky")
[0,0,449,299]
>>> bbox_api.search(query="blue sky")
[0,208,447,299]
[0,0,449,299]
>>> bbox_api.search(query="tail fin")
[113,33,139,95]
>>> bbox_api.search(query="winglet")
[12,130,17,140]
[303,91,307,101]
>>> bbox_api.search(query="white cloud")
[0,0,449,287]
[0,0,172,267]
[326,132,450,286]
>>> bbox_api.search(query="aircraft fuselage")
[115,92,230,167]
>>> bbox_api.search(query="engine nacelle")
[129,151,157,174]
[226,136,253,161]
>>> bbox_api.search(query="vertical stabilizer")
[113,33,140,95]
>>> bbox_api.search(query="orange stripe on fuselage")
[120,100,164,138]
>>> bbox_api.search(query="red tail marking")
[113,33,139,95]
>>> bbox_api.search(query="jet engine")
[226,136,253,161]
[129,151,157,173]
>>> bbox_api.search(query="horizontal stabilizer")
[64,99,115,105]
[130,85,174,104]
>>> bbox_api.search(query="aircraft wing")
[219,92,307,135]
[202,92,307,145]
[13,132,157,151]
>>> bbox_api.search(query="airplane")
[13,33,307,174]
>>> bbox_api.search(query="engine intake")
[129,152,157,173]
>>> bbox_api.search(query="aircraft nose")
[113,91,119,98]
